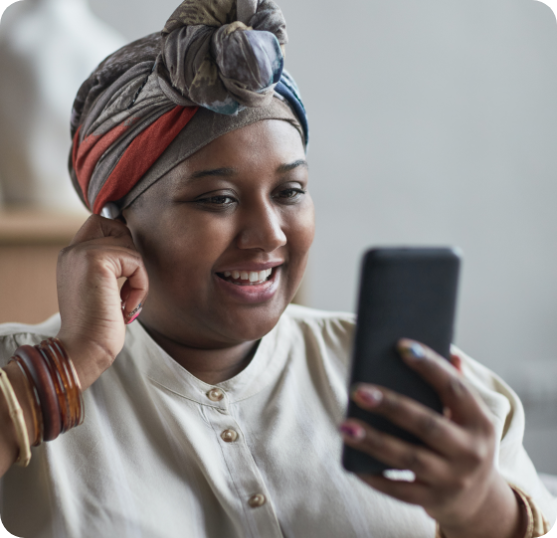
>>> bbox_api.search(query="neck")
[141,323,259,385]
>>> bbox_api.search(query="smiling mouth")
[216,268,275,286]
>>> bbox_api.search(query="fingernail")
[126,305,142,325]
[340,423,366,440]
[398,340,426,360]
[354,386,383,407]
[127,303,142,317]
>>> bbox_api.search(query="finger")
[450,350,463,373]
[357,474,431,507]
[105,249,148,322]
[120,279,146,324]
[351,384,468,458]
[69,214,132,246]
[68,241,149,320]
[397,339,490,431]
[73,233,137,254]
[341,420,449,484]
[120,278,131,305]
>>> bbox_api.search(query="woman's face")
[123,119,314,348]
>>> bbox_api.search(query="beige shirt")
[0,305,554,538]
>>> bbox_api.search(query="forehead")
[174,120,306,175]
[132,120,307,207]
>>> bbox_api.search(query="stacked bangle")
[11,358,43,446]
[37,339,84,433]
[435,483,551,538]
[8,338,84,446]
[0,369,31,467]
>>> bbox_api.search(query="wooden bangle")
[51,339,84,427]
[9,357,43,446]
[41,339,83,430]
[37,343,71,433]
[14,346,61,442]
[0,369,31,467]
[436,484,550,538]
[514,486,535,538]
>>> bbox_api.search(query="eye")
[274,188,306,203]
[195,195,237,208]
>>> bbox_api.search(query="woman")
[0,1,554,537]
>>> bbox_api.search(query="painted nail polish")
[399,341,426,360]
[126,305,142,325]
[339,423,365,440]
[355,386,383,406]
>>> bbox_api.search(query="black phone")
[342,247,461,475]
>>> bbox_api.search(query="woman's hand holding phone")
[56,215,149,391]
[341,339,526,538]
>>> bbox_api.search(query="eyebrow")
[187,160,309,182]
[188,167,236,180]
[276,160,308,174]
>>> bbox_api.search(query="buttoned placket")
[203,386,283,538]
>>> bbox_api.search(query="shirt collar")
[123,313,294,407]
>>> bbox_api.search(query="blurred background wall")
[0,0,125,209]
[1,0,556,472]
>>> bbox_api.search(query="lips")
[219,268,273,285]
[214,265,282,303]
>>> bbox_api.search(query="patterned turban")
[69,0,308,215]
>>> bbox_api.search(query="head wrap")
[69,0,308,215]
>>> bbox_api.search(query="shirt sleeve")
[453,346,557,528]
[0,316,61,368]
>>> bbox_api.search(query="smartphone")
[342,247,461,475]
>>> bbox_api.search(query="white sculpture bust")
[0,0,126,211]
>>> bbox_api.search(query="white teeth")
[223,267,274,283]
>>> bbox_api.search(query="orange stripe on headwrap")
[92,106,197,214]
[72,106,197,214]
[72,121,132,207]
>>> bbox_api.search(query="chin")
[216,300,288,343]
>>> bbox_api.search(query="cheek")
[135,212,235,280]
[286,201,315,265]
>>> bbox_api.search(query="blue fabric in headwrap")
[276,70,309,146]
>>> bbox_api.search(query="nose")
[236,199,287,253]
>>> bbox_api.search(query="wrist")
[439,474,525,538]
[56,332,114,391]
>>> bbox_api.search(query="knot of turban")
[69,0,308,215]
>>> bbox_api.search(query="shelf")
[0,208,88,245]
[0,208,89,324]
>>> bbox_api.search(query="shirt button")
[206,388,224,402]
[248,494,266,508]
[221,429,238,443]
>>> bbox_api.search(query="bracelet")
[37,341,72,433]
[9,357,43,446]
[435,483,551,538]
[37,339,84,432]
[0,369,31,467]
[13,345,62,441]
[510,483,551,538]
[516,484,535,538]
[10,339,84,444]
